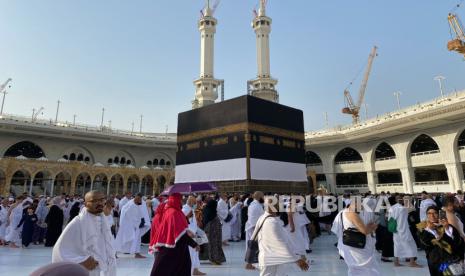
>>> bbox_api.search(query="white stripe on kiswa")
[175,158,307,183]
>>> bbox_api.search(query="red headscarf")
[149,193,188,251]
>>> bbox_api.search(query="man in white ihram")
[182,195,206,276]
[245,191,264,270]
[217,193,231,246]
[52,190,116,276]
[388,195,422,268]
[114,193,150,258]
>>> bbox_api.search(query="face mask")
[192,204,197,210]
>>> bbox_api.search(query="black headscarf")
[69,202,81,222]
[202,199,217,226]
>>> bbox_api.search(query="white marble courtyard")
[0,234,429,276]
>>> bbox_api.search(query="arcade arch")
[334,147,363,164]
[305,151,322,166]
[4,141,46,158]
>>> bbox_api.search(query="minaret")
[248,0,278,103]
[192,1,221,109]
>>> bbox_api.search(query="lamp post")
[393,91,402,110]
[100,108,105,128]
[434,75,445,97]
[55,100,61,123]
[139,115,143,134]
[73,114,77,126]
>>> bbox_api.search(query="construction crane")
[448,13,465,56]
[342,46,378,124]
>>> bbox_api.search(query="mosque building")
[1,0,464,196]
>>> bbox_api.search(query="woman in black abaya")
[44,197,64,247]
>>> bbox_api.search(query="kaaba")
[175,95,308,193]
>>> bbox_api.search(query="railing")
[414,181,449,186]
[306,163,323,167]
[335,160,363,165]
[375,156,396,161]
[376,183,403,187]
[305,90,465,138]
[336,184,368,188]
[411,150,440,157]
[0,113,177,141]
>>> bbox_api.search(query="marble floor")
[0,234,430,276]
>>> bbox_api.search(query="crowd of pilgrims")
[2,189,465,275]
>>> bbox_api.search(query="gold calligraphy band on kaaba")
[177,122,304,143]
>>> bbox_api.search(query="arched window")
[126,160,131,165]
[411,134,439,154]
[107,158,113,164]
[166,161,171,167]
[375,142,396,160]
[159,159,165,166]
[84,157,90,163]
[77,153,84,161]
[335,147,363,163]
[458,130,465,148]
[305,151,322,165]
[62,155,69,160]
[4,141,46,158]
[69,153,76,161]
[114,157,119,164]
[120,157,126,164]
[153,159,159,166]
[147,161,152,166]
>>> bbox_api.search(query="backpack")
[387,217,397,233]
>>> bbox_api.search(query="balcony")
[411,150,441,167]
[412,181,451,193]
[376,182,403,193]
[335,184,369,194]
[306,163,323,174]
[374,157,398,171]
[334,160,364,173]
[459,146,465,162]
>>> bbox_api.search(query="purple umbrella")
[161,182,218,195]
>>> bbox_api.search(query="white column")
[138,181,142,193]
[446,162,464,192]
[29,178,34,196]
[400,167,414,194]
[367,171,378,194]
[50,178,55,196]
[325,173,336,194]
[90,179,94,191]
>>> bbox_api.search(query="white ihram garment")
[182,204,200,270]
[5,203,24,246]
[229,201,242,240]
[285,212,306,256]
[339,210,380,276]
[388,203,417,258]
[52,208,117,276]
[253,212,299,276]
[114,200,150,254]
[217,198,231,242]
[0,205,8,240]
[245,200,264,251]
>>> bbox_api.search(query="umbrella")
[161,182,217,195]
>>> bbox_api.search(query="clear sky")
[1,0,464,133]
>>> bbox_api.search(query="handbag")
[224,212,233,223]
[387,217,397,233]
[244,215,271,264]
[341,212,366,249]
[194,228,209,245]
